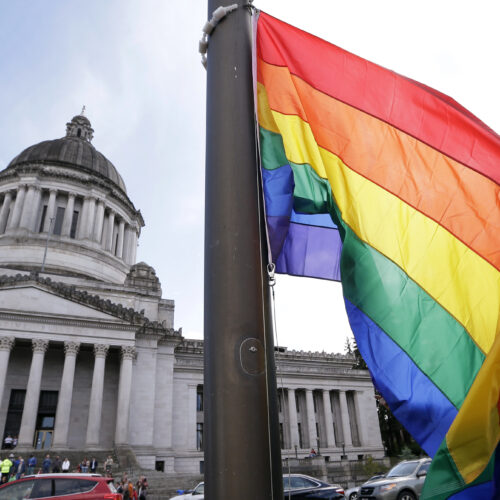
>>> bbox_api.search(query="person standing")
[42,454,51,474]
[15,457,25,479]
[1,454,13,482]
[80,457,89,473]
[104,455,113,476]
[52,456,61,473]
[3,436,12,450]
[27,455,37,475]
[62,458,70,473]
[90,457,98,473]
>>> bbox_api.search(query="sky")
[0,0,498,354]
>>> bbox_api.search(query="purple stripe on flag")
[275,221,342,281]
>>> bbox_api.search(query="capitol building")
[0,113,384,474]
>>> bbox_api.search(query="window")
[0,479,35,499]
[313,395,317,413]
[39,205,47,232]
[77,128,81,137]
[279,423,284,449]
[31,478,53,498]
[52,206,65,235]
[297,423,303,449]
[196,423,203,451]
[289,476,319,489]
[54,479,97,495]
[70,210,79,239]
[196,385,203,412]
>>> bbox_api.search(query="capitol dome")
[7,114,127,192]
[0,112,144,283]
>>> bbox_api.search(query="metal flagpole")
[204,1,283,498]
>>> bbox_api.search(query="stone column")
[77,197,90,239]
[93,200,105,243]
[8,185,27,229]
[0,337,15,410]
[305,389,317,449]
[130,229,138,264]
[85,344,109,447]
[30,187,42,232]
[105,211,115,251]
[122,226,132,263]
[322,390,335,448]
[287,388,299,449]
[339,390,353,447]
[17,339,49,448]
[115,346,135,445]
[19,185,37,229]
[61,194,76,236]
[116,219,125,259]
[42,189,58,233]
[187,384,198,449]
[0,192,13,233]
[85,197,97,239]
[53,342,80,448]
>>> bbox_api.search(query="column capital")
[121,345,136,361]
[0,336,15,352]
[32,339,49,353]
[67,192,76,200]
[48,188,58,195]
[64,341,80,356]
[94,344,109,358]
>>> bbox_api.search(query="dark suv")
[0,473,121,500]
[359,458,430,500]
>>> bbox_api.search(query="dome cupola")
[65,109,94,142]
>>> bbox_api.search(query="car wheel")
[397,491,416,500]
[349,493,358,500]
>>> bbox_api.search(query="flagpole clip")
[267,263,276,287]
[199,4,238,69]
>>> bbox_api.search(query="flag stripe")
[344,298,457,456]
[257,12,500,184]
[258,58,500,270]
[275,220,341,281]
[258,91,500,354]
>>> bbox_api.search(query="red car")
[0,473,121,500]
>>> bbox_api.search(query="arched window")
[77,128,81,137]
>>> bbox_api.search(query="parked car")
[0,473,121,500]
[358,458,431,499]
[170,474,345,500]
[284,473,345,499]
[345,475,386,500]
[169,481,204,499]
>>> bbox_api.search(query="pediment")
[0,285,128,323]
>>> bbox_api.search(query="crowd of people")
[115,473,148,500]
[0,453,147,497]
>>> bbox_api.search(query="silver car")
[359,458,430,500]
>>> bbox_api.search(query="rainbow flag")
[255,11,500,499]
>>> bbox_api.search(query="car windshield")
[193,483,204,494]
[386,461,419,477]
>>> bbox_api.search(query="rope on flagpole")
[199,4,238,68]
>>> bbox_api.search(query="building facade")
[0,114,384,473]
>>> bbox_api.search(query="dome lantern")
[65,107,94,142]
